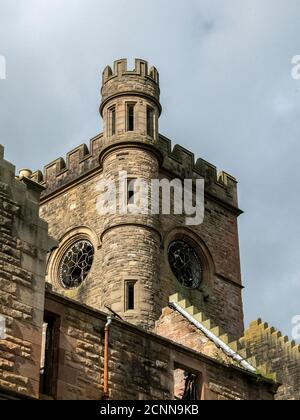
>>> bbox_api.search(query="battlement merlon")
[100,59,161,117]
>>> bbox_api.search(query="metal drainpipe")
[103,315,113,400]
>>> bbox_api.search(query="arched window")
[59,240,94,289]
[168,240,203,289]
[46,227,99,291]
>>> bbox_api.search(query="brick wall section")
[45,291,275,400]
[243,320,300,400]
[0,145,55,398]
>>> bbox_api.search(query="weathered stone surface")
[0,145,56,399]
[45,291,275,401]
[243,319,300,400]
[0,60,295,401]
[40,59,244,338]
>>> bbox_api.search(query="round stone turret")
[100,59,161,144]
[98,59,162,329]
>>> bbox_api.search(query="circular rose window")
[168,241,202,289]
[59,240,94,289]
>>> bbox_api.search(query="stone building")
[0,59,299,400]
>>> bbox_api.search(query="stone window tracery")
[168,240,202,289]
[59,240,94,289]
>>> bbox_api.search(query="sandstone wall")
[37,58,244,338]
[243,319,300,400]
[45,290,275,400]
[39,137,244,338]
[0,145,55,398]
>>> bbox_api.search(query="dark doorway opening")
[39,312,60,398]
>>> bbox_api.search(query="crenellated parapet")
[159,135,239,209]
[30,133,239,209]
[243,319,300,399]
[244,319,300,363]
[102,58,159,86]
[100,59,161,117]
[28,59,239,208]
[31,134,104,199]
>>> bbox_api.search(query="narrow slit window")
[127,179,136,205]
[127,104,135,132]
[147,107,155,138]
[111,107,116,135]
[125,281,136,311]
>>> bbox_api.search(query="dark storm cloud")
[0,0,299,339]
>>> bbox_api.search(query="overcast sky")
[0,0,299,340]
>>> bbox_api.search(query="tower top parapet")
[102,58,159,86]
[100,58,161,117]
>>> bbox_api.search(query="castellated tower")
[99,59,162,329]
[100,58,160,144]
[38,59,244,338]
